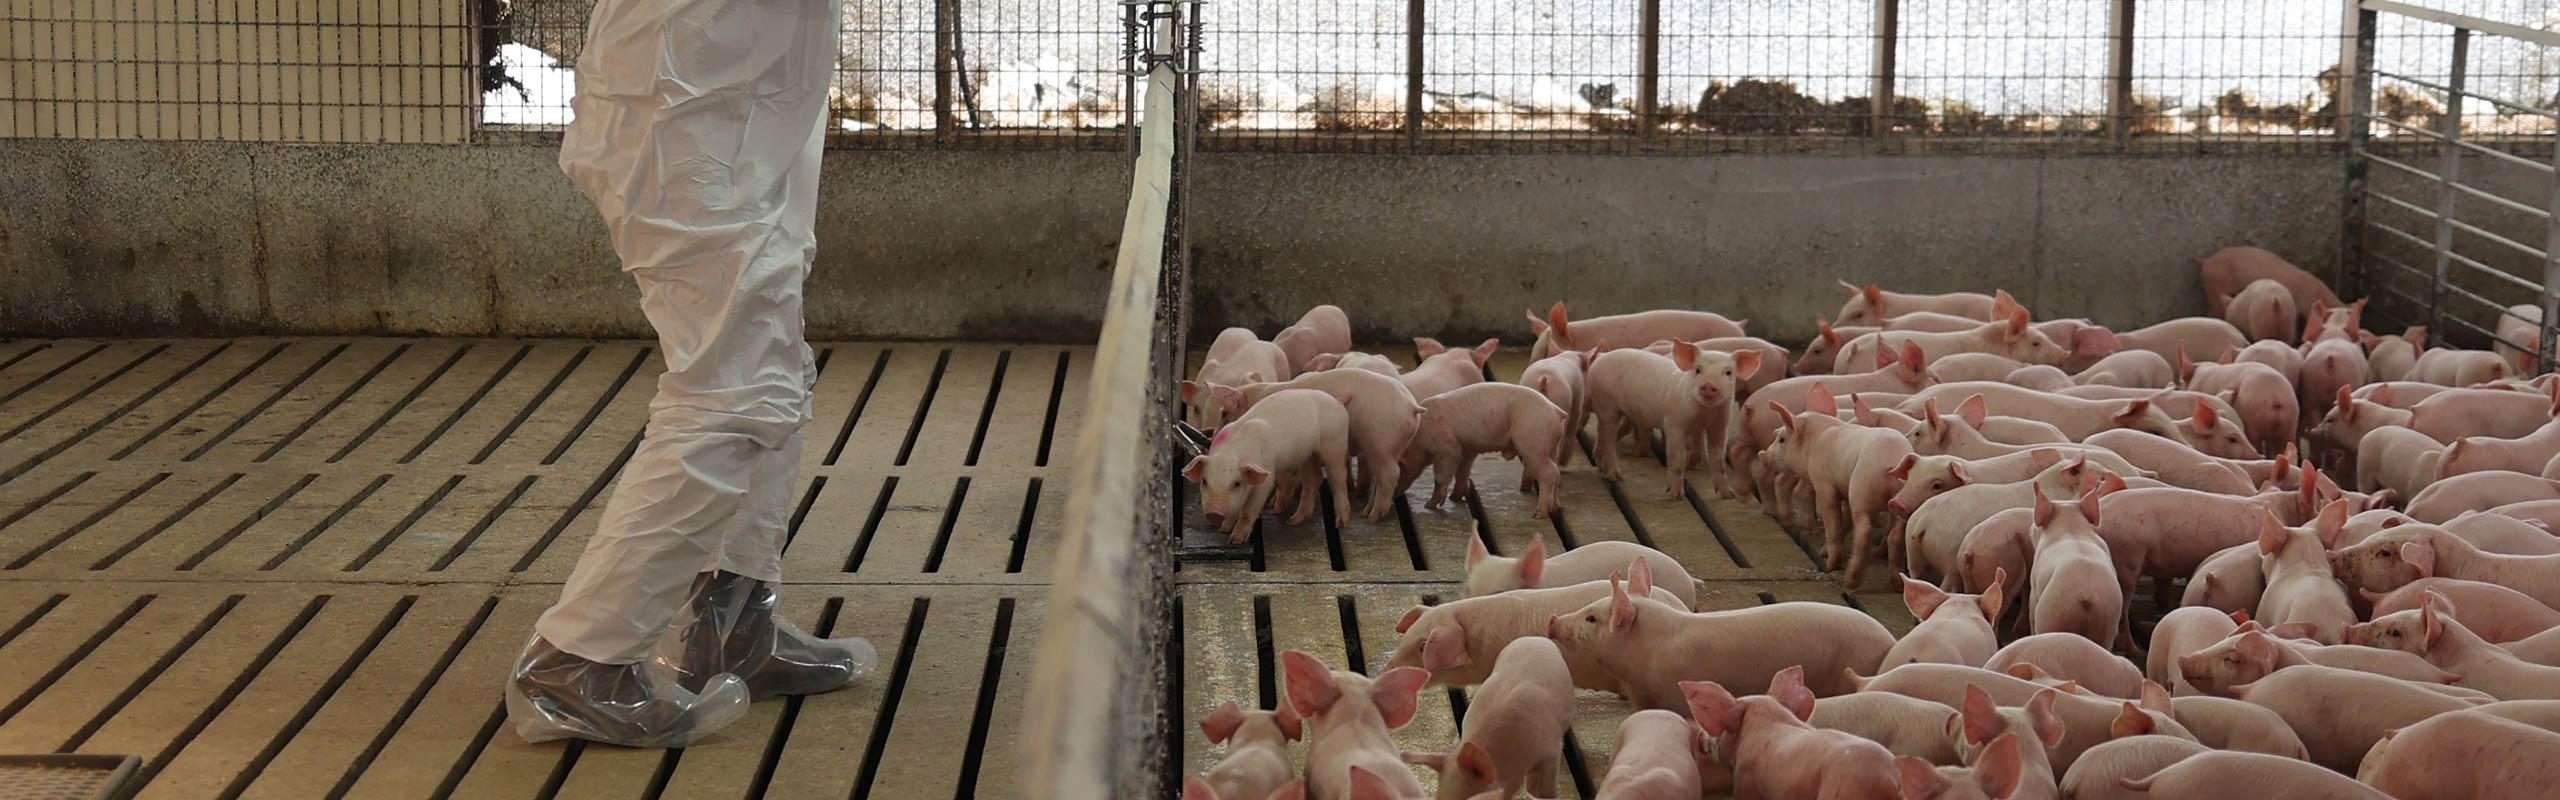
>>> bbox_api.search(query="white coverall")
[536,0,839,665]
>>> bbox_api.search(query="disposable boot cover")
[506,636,750,748]
[662,571,877,698]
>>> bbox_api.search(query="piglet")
[2362,326,2425,381]
[2178,625,2460,694]
[1546,577,1893,711]
[2056,736,2206,800]
[1281,650,1429,800]
[1947,684,2064,799]
[1517,346,1597,469]
[1272,305,1352,373]
[2145,607,2241,695]
[2075,429,2255,495]
[2354,425,2445,500]
[1185,389,1352,539]
[2413,347,2512,387]
[1695,337,1790,395]
[2116,750,2387,798]
[1237,369,1424,523]
[1770,387,1916,586]
[2026,484,2123,646]
[1883,572,2006,669]
[1588,342,1760,500]
[1833,283,2009,327]
[2439,415,2560,480]
[1188,327,1297,430]
[2300,333,2373,424]
[1386,565,1688,691]
[1192,701,1303,800]
[2181,543,2264,617]
[1894,733,2027,800]
[2362,577,2560,643]
[1316,351,1404,377]
[1846,665,2188,774]
[2199,247,2341,317]
[2221,279,2299,343]
[2110,317,2248,367]
[2182,354,2297,456]
[2165,695,2305,758]
[1527,303,1743,360]
[2349,589,2560,701]
[1403,338,1499,400]
[2360,709,2560,800]
[1399,382,1568,517]
[2499,303,2545,374]
[1928,352,2029,384]
[1460,530,1700,609]
[1986,633,2144,699]
[1956,508,2034,627]
[1809,692,1965,766]
[1404,637,1573,799]
[1590,709,1706,800]
[2072,350,2176,389]
[2330,523,2560,609]
[1683,667,1904,800]
[2503,627,2560,666]
[2254,509,2358,645]
[2227,663,2485,771]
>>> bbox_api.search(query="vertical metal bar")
[1638,0,1659,138]
[2337,4,2378,304]
[934,0,956,139]
[2426,28,2468,340]
[1870,0,1897,137]
[2542,75,2560,373]
[1124,0,1137,157]
[2107,0,2135,147]
[1405,0,1424,144]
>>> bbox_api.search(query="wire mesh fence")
[2,0,2554,151]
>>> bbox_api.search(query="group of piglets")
[1185,246,2560,798]
[1182,301,1763,541]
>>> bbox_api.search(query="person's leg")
[665,415,879,698]
[506,0,842,748]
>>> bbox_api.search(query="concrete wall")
[0,138,2347,343]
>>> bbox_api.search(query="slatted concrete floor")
[0,337,1082,799]
[1175,350,1920,799]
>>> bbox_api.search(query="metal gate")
[2342,0,2560,369]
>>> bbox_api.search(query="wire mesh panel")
[0,0,474,142]
[1896,0,2111,144]
[1196,0,1407,151]
[1659,0,1875,151]
[2131,0,2343,149]
[954,0,1124,140]
[1420,0,1641,147]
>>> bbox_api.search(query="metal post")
[2426,28,2468,341]
[2107,0,2136,146]
[935,0,957,139]
[1406,0,1425,143]
[1870,0,1898,137]
[1124,1,1139,157]
[1639,0,1660,138]
[2337,3,2378,303]
[2542,82,2560,374]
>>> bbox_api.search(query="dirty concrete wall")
[0,139,2346,342]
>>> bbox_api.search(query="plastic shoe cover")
[506,635,750,748]
[662,571,877,698]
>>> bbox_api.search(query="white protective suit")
[506,0,871,748]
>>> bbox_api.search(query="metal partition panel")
[2345,0,2558,369]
